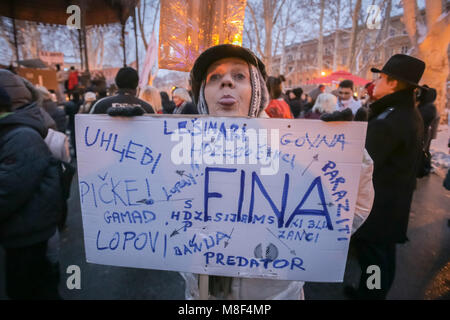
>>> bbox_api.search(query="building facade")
[271,14,422,88]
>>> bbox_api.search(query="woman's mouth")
[218,95,237,107]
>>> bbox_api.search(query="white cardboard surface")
[75,115,367,282]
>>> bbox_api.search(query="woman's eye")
[234,73,246,80]
[209,74,221,82]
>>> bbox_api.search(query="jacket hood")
[420,87,437,104]
[0,69,34,110]
[0,102,48,138]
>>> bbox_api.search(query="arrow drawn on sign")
[170,221,193,237]
[266,228,296,256]
[175,170,193,179]
[136,198,193,205]
[137,198,155,205]
[224,227,235,248]
[301,153,319,176]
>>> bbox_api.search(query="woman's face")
[289,92,296,100]
[204,57,252,117]
[172,95,183,106]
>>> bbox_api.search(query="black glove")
[320,108,353,122]
[107,106,144,117]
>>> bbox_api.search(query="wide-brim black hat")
[190,44,267,104]
[371,54,426,89]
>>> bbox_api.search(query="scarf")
[197,64,269,118]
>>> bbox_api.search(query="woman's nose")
[220,73,234,88]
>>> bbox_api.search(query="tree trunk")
[347,0,361,73]
[318,0,325,76]
[279,0,292,75]
[138,1,148,50]
[263,0,273,74]
[403,0,450,117]
[380,0,391,63]
[332,0,341,71]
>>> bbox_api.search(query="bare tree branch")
[138,1,148,49]
[247,2,265,59]
[272,0,288,26]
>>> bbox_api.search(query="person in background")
[172,87,198,114]
[336,80,361,115]
[304,92,337,119]
[90,90,107,114]
[64,92,81,158]
[139,86,162,114]
[55,64,66,103]
[35,86,67,133]
[417,85,438,177]
[361,81,376,107]
[308,84,326,105]
[48,89,58,103]
[444,138,450,190]
[67,66,79,99]
[0,86,63,300]
[160,91,176,114]
[284,89,294,102]
[265,76,293,119]
[288,87,304,118]
[353,81,376,122]
[44,126,72,233]
[300,93,314,116]
[91,67,154,115]
[79,91,97,114]
[0,69,56,131]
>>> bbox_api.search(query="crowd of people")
[0,43,448,300]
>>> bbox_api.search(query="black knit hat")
[115,67,139,89]
[190,44,267,104]
[371,54,426,89]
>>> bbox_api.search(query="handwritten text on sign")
[75,115,367,282]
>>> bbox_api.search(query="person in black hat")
[91,67,154,115]
[346,54,425,300]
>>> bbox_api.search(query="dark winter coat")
[288,99,304,118]
[64,99,80,133]
[91,89,154,114]
[173,101,198,115]
[418,89,437,148]
[0,103,63,248]
[353,89,424,244]
[42,99,67,133]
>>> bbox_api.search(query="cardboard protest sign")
[75,115,367,282]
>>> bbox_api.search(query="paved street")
[1,157,449,300]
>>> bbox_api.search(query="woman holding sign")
[187,44,375,300]
[184,44,304,299]
[108,44,374,300]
